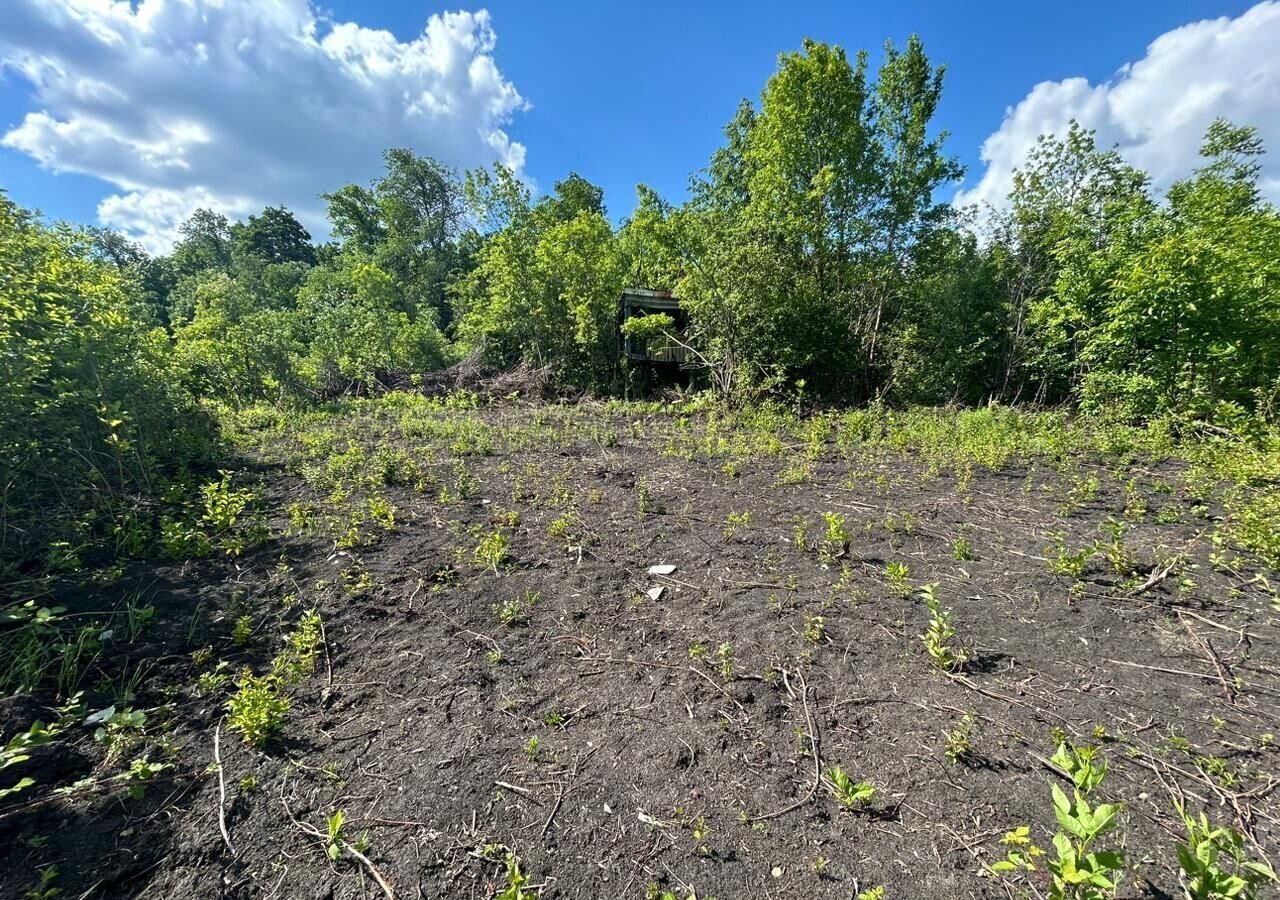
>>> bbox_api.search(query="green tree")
[171,208,233,280]
[1079,121,1280,418]
[995,122,1153,403]
[324,149,467,325]
[299,257,451,394]
[172,272,302,404]
[634,36,961,402]
[452,168,624,392]
[231,205,316,266]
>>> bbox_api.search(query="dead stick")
[1127,556,1181,598]
[214,721,235,857]
[540,784,566,837]
[318,616,334,687]
[1103,658,1222,683]
[495,780,536,799]
[282,784,395,899]
[541,746,598,836]
[749,669,820,822]
[1178,612,1237,705]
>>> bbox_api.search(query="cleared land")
[3,397,1279,899]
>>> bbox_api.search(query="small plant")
[952,528,975,561]
[945,712,976,764]
[23,866,60,900]
[195,665,230,697]
[819,512,851,562]
[92,707,146,763]
[723,510,752,539]
[272,610,323,687]
[1,720,56,801]
[1065,472,1101,508]
[691,816,711,856]
[791,515,810,550]
[715,642,735,679]
[496,851,533,900]
[826,765,875,808]
[159,517,213,559]
[495,590,539,627]
[201,471,267,555]
[1122,481,1148,521]
[885,560,911,595]
[121,757,170,799]
[636,477,658,516]
[803,613,826,644]
[778,458,813,485]
[1097,518,1134,575]
[1175,804,1276,900]
[231,615,252,647]
[919,583,968,671]
[326,809,351,861]
[1048,534,1092,578]
[990,825,1044,875]
[547,512,578,540]
[366,495,397,531]
[226,672,290,748]
[1045,742,1125,899]
[123,599,155,642]
[856,888,885,900]
[523,735,540,761]
[473,529,510,573]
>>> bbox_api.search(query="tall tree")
[231,205,316,266]
[452,167,624,391]
[324,149,467,325]
[171,209,233,280]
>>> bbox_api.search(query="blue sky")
[0,1,1275,249]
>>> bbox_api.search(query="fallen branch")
[213,721,235,857]
[748,669,820,822]
[541,745,598,837]
[281,782,395,899]
[1178,612,1237,705]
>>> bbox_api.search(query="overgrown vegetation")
[1,23,1279,900]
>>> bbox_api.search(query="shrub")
[226,672,290,748]
[0,196,215,574]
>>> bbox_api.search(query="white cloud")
[955,2,1280,210]
[0,0,528,252]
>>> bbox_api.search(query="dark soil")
[3,402,1278,899]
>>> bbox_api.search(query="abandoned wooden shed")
[617,288,690,365]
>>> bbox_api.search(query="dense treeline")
[2,35,1278,572]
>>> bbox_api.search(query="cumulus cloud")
[955,1,1280,210]
[0,0,528,251]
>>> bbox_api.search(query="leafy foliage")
[1175,805,1276,900]
[452,167,625,392]
[0,193,215,574]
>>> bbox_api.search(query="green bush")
[0,195,215,574]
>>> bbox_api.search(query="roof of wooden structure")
[620,288,681,312]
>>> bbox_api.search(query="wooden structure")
[618,288,690,366]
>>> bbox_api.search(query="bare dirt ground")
[3,399,1279,899]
